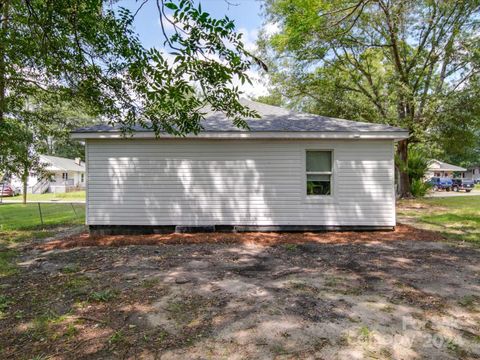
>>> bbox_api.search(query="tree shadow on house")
[90,138,395,229]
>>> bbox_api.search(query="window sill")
[303,195,337,204]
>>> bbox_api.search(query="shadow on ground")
[1,235,479,359]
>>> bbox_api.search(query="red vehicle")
[0,183,19,197]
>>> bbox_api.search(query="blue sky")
[118,0,264,49]
[116,0,270,97]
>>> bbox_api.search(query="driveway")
[426,189,480,197]
[1,230,479,359]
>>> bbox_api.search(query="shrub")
[407,148,429,182]
[396,147,430,197]
[411,178,431,197]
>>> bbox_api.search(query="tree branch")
[378,0,406,82]
[132,0,149,19]
[331,46,388,118]
[156,0,182,52]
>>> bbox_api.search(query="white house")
[426,159,466,179]
[464,165,480,181]
[71,100,409,234]
[12,154,86,194]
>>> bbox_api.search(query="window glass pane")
[307,174,331,195]
[306,151,331,172]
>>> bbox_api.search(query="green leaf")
[164,2,178,10]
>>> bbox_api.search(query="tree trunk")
[0,0,9,124]
[396,139,411,198]
[22,163,28,204]
[0,181,4,204]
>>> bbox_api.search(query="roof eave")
[432,167,467,172]
[71,130,409,141]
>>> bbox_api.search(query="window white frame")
[303,149,335,201]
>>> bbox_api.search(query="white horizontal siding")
[86,139,396,227]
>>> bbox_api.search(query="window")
[306,150,332,196]
[81,174,84,182]
[62,173,68,180]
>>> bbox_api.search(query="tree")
[429,77,480,168]
[0,0,264,199]
[0,116,39,203]
[0,94,96,203]
[30,97,96,161]
[253,90,284,106]
[259,0,480,197]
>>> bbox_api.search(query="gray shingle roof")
[40,155,85,172]
[72,99,407,134]
[428,159,466,172]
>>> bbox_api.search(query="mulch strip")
[35,224,445,251]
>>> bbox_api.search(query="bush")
[395,147,430,197]
[411,178,431,197]
[407,148,429,182]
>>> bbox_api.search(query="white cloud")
[157,13,184,34]
[263,22,280,37]
[150,48,268,98]
[236,69,270,98]
[235,28,271,97]
[238,27,259,52]
[153,23,269,99]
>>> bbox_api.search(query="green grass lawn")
[0,203,86,277]
[397,196,480,244]
[8,190,85,202]
[0,203,85,231]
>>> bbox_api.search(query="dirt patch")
[1,228,479,359]
[287,295,350,322]
[397,200,448,212]
[34,224,445,250]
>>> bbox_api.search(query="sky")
[116,0,270,97]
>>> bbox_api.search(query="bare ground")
[1,226,479,359]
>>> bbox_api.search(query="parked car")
[452,179,475,192]
[0,183,20,197]
[428,177,453,191]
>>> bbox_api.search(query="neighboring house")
[71,100,409,234]
[12,154,86,194]
[464,165,480,181]
[426,159,466,179]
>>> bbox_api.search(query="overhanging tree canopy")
[0,0,264,201]
[0,0,262,133]
[259,0,480,197]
